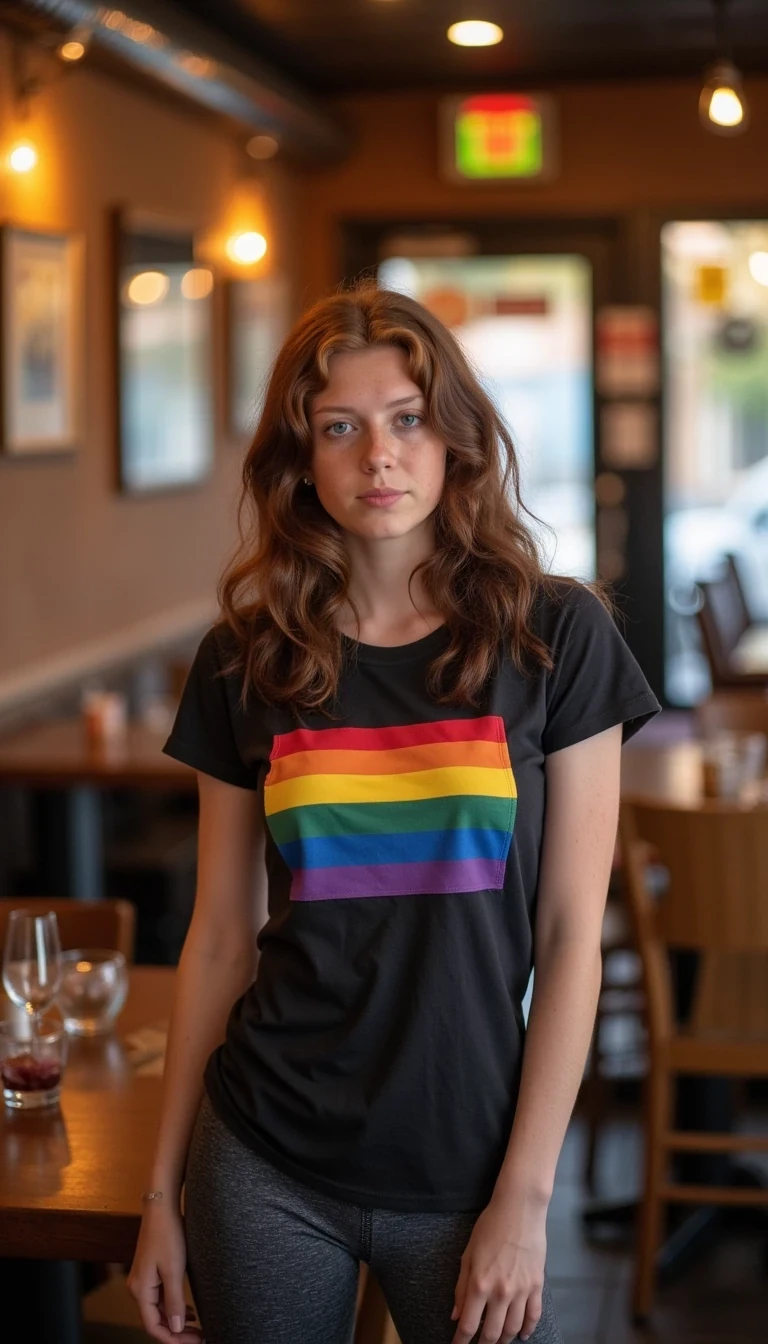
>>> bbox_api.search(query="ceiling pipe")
[19,0,348,161]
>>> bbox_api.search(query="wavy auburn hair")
[218,282,611,718]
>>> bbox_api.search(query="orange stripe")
[266,738,505,785]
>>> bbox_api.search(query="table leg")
[67,787,103,902]
[29,787,103,901]
[0,1258,82,1343]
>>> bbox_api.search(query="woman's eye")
[399,413,422,428]
[326,421,351,437]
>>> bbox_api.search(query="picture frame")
[1,225,83,456]
[111,209,215,494]
[227,275,290,442]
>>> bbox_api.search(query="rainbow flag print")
[264,715,517,902]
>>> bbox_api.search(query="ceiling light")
[748,251,768,287]
[59,39,86,62]
[699,2,748,135]
[447,20,503,48]
[699,59,748,132]
[246,134,279,161]
[58,23,92,62]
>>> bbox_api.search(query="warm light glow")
[246,134,279,160]
[709,85,744,126]
[126,270,170,305]
[748,251,768,287]
[176,52,217,79]
[226,231,267,265]
[59,39,86,62]
[76,961,93,973]
[447,20,503,47]
[8,141,38,173]
[181,267,214,299]
[699,60,748,134]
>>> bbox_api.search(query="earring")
[303,477,311,486]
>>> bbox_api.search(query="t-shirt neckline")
[340,623,449,665]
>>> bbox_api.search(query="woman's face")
[308,345,447,544]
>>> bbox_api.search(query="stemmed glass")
[2,911,63,1050]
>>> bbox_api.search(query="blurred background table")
[0,718,195,904]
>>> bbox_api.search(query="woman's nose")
[361,423,396,467]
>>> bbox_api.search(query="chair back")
[695,689,768,737]
[0,898,135,962]
[697,574,749,686]
[724,553,753,629]
[619,799,768,955]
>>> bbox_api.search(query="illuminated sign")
[440,93,557,183]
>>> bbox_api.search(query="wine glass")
[2,911,63,1050]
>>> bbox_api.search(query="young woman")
[128,285,660,1344]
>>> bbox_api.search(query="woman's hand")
[128,1201,203,1342]
[450,1190,548,1343]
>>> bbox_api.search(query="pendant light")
[699,0,748,134]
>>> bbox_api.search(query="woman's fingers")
[451,1282,488,1342]
[129,1268,202,1343]
[518,1286,543,1340]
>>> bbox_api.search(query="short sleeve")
[541,587,661,755]
[163,627,261,789]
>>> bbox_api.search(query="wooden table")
[0,719,195,901]
[621,737,706,806]
[0,965,174,1262]
[0,718,194,791]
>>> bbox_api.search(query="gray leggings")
[184,1095,562,1344]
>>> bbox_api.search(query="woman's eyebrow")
[312,394,425,417]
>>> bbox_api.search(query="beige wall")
[0,34,299,681]
[300,78,768,297]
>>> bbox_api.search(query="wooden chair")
[695,687,768,738]
[581,868,645,1192]
[697,557,768,690]
[0,897,136,961]
[619,798,768,1320]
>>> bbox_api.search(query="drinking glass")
[0,1016,67,1110]
[2,911,63,1048]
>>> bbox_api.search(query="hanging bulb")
[699,59,749,134]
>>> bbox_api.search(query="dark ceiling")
[174,1,768,95]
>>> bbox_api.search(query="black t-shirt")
[164,580,661,1211]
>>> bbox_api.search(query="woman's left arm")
[451,723,623,1344]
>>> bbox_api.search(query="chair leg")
[633,1063,672,1322]
[582,1000,608,1193]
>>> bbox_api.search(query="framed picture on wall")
[227,276,290,442]
[1,225,83,456]
[112,210,214,494]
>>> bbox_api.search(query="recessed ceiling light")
[447,20,504,48]
[246,134,279,160]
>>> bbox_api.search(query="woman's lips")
[359,492,405,507]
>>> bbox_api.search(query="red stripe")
[270,715,504,761]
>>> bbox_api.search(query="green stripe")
[267,794,516,844]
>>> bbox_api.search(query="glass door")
[378,253,596,580]
[662,220,768,704]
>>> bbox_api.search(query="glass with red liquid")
[0,1016,67,1109]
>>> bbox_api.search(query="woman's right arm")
[128,768,268,1342]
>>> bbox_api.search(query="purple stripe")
[290,856,504,901]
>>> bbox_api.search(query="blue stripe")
[278,826,513,872]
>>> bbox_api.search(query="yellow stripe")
[264,764,516,817]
